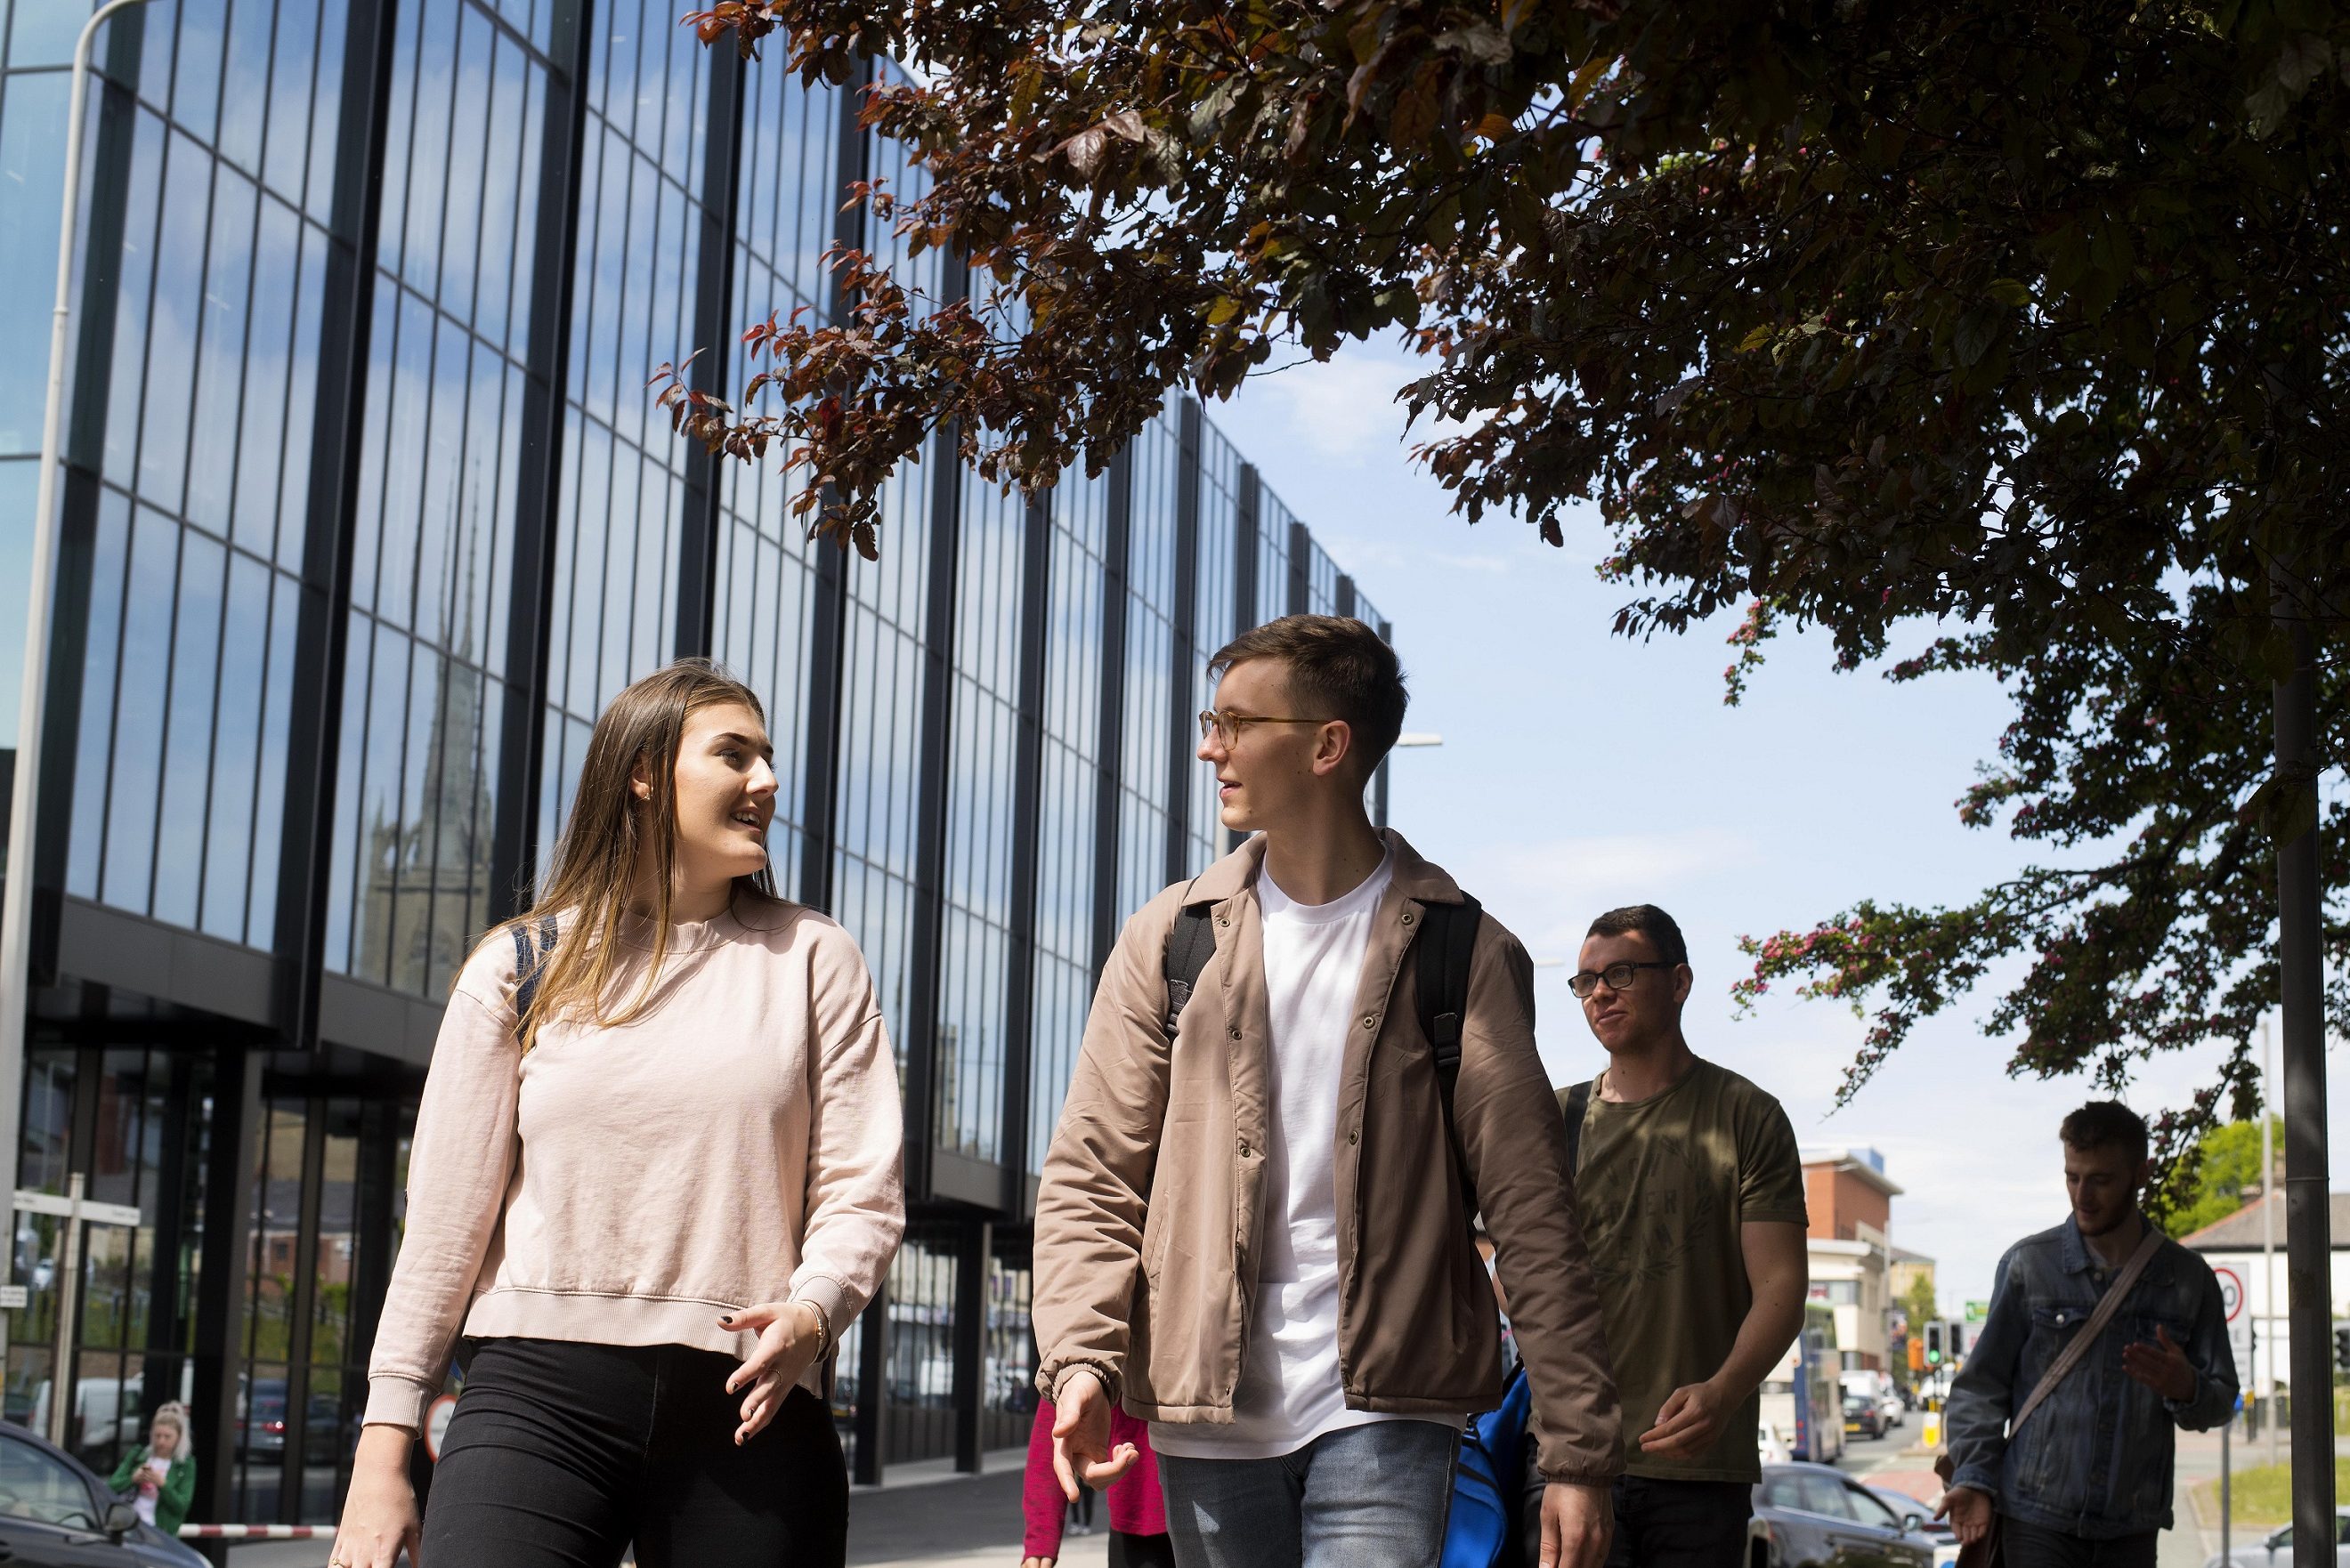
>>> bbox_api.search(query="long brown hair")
[491,659,778,1052]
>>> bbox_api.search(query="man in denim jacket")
[1942,1102,2239,1568]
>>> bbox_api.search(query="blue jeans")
[1156,1419,1460,1568]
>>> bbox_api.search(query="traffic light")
[1925,1322,1944,1365]
[1908,1336,1925,1373]
[2334,1322,2349,1376]
[1946,1320,1970,1363]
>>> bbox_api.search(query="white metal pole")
[2262,1017,2278,1467]
[0,0,153,1281]
[45,1172,84,1448]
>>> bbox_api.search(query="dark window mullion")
[427,0,474,314]
[90,486,136,904]
[138,526,192,914]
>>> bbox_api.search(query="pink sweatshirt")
[363,898,906,1432]
[1022,1399,1165,1555]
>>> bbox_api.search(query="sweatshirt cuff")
[363,1374,436,1434]
[789,1275,853,1345]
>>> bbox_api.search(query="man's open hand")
[1936,1484,1994,1545]
[1538,1481,1611,1568]
[1049,1372,1139,1502]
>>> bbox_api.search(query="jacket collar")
[1182,828,1464,908]
[2059,1212,2166,1280]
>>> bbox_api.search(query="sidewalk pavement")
[1844,1437,2223,1568]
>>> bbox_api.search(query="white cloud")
[1451,828,1761,961]
[1244,349,1472,462]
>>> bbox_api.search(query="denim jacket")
[1946,1216,2238,1538]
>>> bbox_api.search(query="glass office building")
[0,0,1392,1529]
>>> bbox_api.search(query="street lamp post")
[1,0,154,1252]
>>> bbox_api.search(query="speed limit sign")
[424,1394,458,1463]
[2214,1265,2245,1322]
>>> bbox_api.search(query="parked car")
[0,1420,207,1565]
[2201,1509,2350,1567]
[1752,1462,1933,1568]
[238,1379,287,1458]
[1866,1485,1956,1565]
[1843,1392,1886,1441]
[1841,1370,1903,1431]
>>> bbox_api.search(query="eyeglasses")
[1568,961,1674,999]
[1197,708,1333,747]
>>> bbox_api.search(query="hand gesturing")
[2120,1324,2196,1402]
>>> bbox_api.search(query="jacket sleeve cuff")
[1042,1361,1120,1410]
[1538,1468,1622,1487]
[1949,1462,2001,1499]
[363,1374,437,1434]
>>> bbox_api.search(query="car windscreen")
[0,1435,99,1528]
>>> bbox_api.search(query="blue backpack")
[1442,1363,1535,1568]
[1441,1082,1594,1568]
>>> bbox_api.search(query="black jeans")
[1600,1475,1752,1568]
[2001,1517,2160,1568]
[421,1338,847,1568]
[1519,1470,1750,1568]
[1111,1533,1179,1568]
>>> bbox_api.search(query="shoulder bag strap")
[1561,1081,1592,1175]
[2010,1222,2167,1436]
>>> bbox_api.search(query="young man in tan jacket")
[1032,615,1622,1568]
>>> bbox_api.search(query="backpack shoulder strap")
[1418,893,1484,1216]
[511,915,559,1028]
[1163,898,1217,1036]
[1561,1081,1592,1175]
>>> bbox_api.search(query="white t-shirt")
[1155,847,1452,1459]
[133,1454,171,1525]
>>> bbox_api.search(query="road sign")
[1964,1300,1990,1322]
[424,1394,457,1463]
[2228,1319,2255,1373]
[2214,1265,2246,1321]
[0,1286,24,1311]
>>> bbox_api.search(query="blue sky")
[1218,339,2346,1313]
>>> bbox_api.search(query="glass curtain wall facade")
[0,0,1395,1525]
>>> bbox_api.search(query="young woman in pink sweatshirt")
[328,660,906,1568]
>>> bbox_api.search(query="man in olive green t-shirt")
[1531,904,1810,1567]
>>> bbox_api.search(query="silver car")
[2200,1510,2350,1568]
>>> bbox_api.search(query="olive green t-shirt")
[1560,1058,1807,1483]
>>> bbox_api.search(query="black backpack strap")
[1562,1080,1592,1175]
[511,915,558,1027]
[1163,904,1217,1035]
[1417,893,1484,1218]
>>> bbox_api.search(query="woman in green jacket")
[109,1402,195,1536]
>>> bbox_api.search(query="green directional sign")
[1965,1301,1990,1322]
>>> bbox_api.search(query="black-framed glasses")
[1197,708,1333,747]
[1568,961,1674,998]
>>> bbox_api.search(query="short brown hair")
[2060,1101,2148,1163]
[1587,905,1689,967]
[1209,615,1407,773]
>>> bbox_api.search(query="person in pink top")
[328,660,906,1568]
[1024,1397,1170,1568]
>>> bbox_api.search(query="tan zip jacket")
[1033,831,1622,1484]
